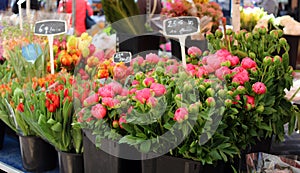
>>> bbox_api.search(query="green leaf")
[262,107,277,115]
[140,140,151,153]
[51,122,62,132]
[219,150,228,162]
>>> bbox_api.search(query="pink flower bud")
[174,107,189,123]
[252,82,266,95]
[146,96,158,108]
[130,56,144,66]
[91,104,107,119]
[227,55,240,67]
[245,95,255,107]
[132,80,140,87]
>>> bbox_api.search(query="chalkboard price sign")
[163,17,200,37]
[113,52,132,63]
[34,20,67,36]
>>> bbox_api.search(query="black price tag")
[163,17,200,37]
[113,52,132,63]
[34,20,67,36]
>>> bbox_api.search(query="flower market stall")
[0,1,300,173]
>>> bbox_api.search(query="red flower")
[17,103,24,112]
[241,57,257,69]
[91,104,107,119]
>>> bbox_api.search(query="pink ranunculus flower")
[150,83,167,97]
[102,97,120,108]
[166,65,178,74]
[108,82,123,95]
[113,66,127,80]
[135,88,152,104]
[143,77,156,87]
[98,85,114,98]
[146,96,158,108]
[186,64,196,71]
[130,56,144,66]
[215,66,231,80]
[196,67,208,78]
[233,94,241,104]
[252,82,267,95]
[83,94,99,107]
[173,107,189,123]
[187,46,202,56]
[145,53,160,64]
[227,55,240,67]
[241,57,257,69]
[91,104,107,119]
[202,56,208,65]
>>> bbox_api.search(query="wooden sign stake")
[34,20,67,74]
[48,35,54,74]
[162,16,200,68]
[17,0,26,30]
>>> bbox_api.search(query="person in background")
[58,0,93,36]
[260,0,278,16]
[12,0,40,14]
[0,0,8,11]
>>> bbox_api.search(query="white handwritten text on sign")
[113,52,132,63]
[163,17,200,37]
[34,20,67,36]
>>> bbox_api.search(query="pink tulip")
[91,104,107,119]
[174,107,189,123]
[241,57,257,69]
[145,53,160,64]
[94,50,105,61]
[135,88,152,104]
[150,83,167,97]
[252,82,266,95]
[98,85,114,98]
[187,46,202,56]
[215,66,231,80]
[83,94,99,107]
[146,96,158,107]
[143,77,155,87]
